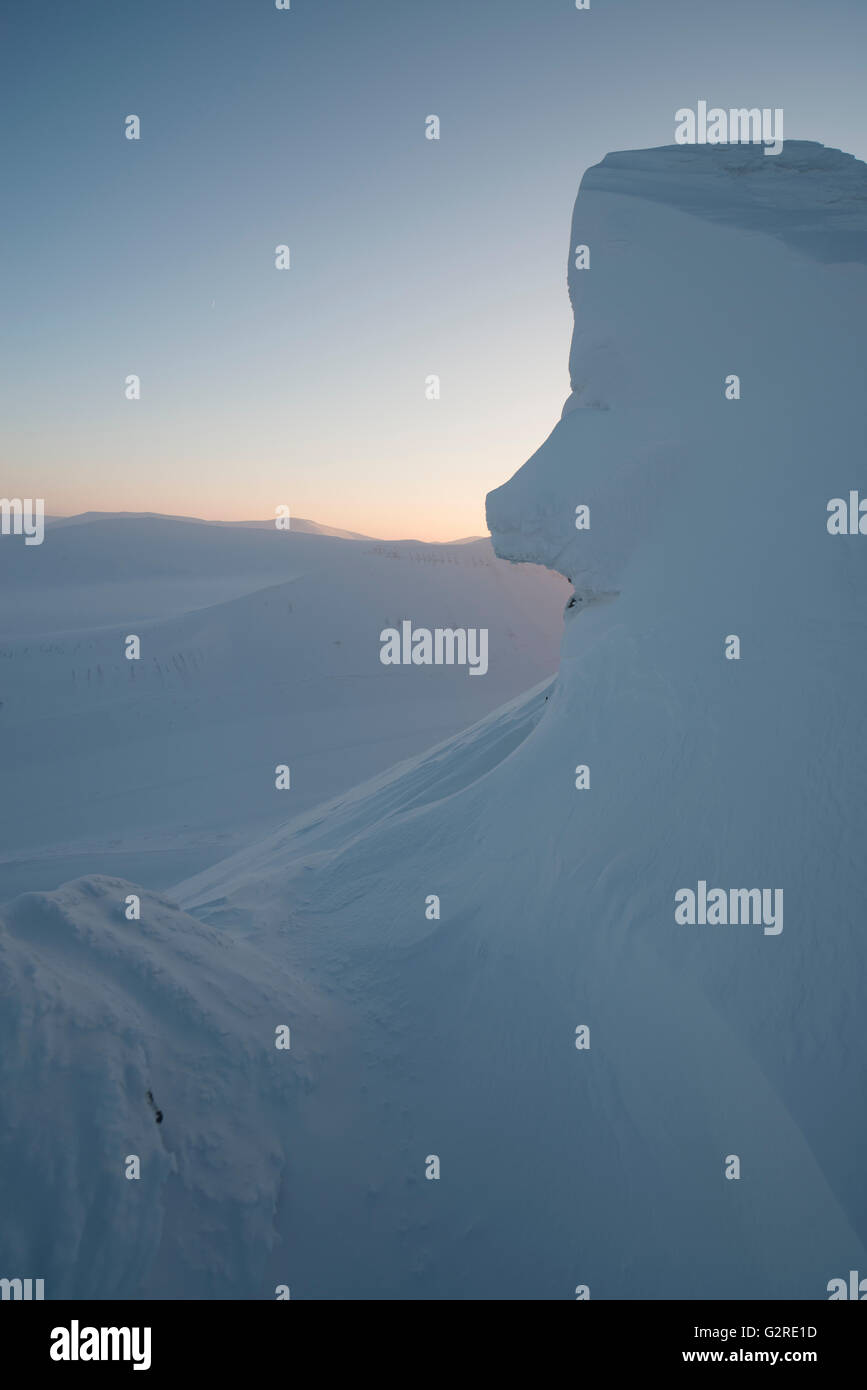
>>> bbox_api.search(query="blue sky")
[3,0,866,537]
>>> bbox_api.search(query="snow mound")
[0,875,332,1299]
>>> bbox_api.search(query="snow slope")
[2,142,866,1300]
[0,516,565,898]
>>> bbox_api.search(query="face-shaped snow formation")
[487,142,867,605]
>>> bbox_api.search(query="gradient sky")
[3,0,866,539]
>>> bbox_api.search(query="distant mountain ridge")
[43,511,486,545]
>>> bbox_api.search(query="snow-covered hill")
[2,142,866,1300]
[44,511,374,540]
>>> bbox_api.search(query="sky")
[2,0,866,540]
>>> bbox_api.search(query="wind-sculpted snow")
[176,677,554,924]
[0,518,565,900]
[3,144,867,1299]
[487,141,867,587]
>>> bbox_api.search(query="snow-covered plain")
[0,516,565,899]
[2,142,866,1300]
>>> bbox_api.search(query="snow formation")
[2,142,866,1299]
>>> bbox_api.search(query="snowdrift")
[0,875,323,1299]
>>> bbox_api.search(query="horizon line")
[42,509,490,547]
